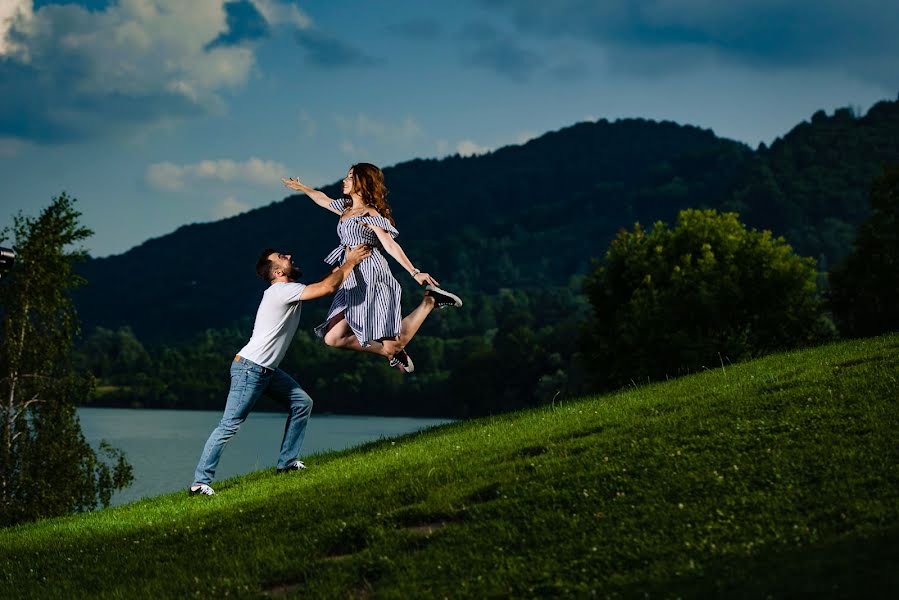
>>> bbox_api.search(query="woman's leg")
[394,294,437,349]
[323,294,438,359]
[322,314,391,357]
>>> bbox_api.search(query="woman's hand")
[282,177,311,193]
[414,272,439,287]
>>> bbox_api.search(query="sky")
[1,0,897,257]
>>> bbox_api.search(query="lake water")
[77,408,452,506]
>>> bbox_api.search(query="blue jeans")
[193,356,313,485]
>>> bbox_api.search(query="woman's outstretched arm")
[281,177,342,215]
[367,223,439,287]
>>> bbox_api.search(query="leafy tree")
[829,164,899,337]
[0,193,132,526]
[76,326,151,380]
[582,209,833,390]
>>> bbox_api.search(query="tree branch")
[11,394,43,422]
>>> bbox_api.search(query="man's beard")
[286,265,303,280]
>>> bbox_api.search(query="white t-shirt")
[237,282,307,369]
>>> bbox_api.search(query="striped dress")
[314,198,403,347]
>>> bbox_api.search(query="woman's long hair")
[351,163,395,225]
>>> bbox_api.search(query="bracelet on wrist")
[411,268,421,277]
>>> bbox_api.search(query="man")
[189,244,371,496]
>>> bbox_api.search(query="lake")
[77,408,452,506]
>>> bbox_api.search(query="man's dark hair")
[256,248,278,282]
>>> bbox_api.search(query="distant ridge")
[75,98,899,342]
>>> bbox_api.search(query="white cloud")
[456,139,492,157]
[334,113,424,145]
[146,157,290,191]
[213,196,251,219]
[0,0,30,55]
[252,0,312,29]
[437,133,535,158]
[0,1,261,142]
[516,131,537,144]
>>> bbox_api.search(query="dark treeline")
[76,283,590,418]
[73,98,899,417]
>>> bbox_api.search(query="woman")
[282,163,462,373]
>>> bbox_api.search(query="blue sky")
[1,0,896,256]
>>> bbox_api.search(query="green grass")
[2,334,898,599]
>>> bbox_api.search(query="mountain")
[726,98,899,270]
[74,118,750,342]
[74,97,899,343]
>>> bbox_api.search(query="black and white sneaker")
[388,349,415,373]
[189,483,215,496]
[425,285,463,309]
[277,460,306,474]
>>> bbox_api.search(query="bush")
[581,209,832,390]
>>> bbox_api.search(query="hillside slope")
[2,334,897,598]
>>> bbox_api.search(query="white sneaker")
[425,285,463,309]
[189,483,215,496]
[277,460,306,474]
[388,349,415,373]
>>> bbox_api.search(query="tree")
[828,164,899,337]
[581,209,833,391]
[0,193,132,526]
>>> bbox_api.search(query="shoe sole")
[425,285,463,309]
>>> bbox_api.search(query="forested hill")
[75,97,899,343]
[726,98,899,270]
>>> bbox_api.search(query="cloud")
[203,0,312,50]
[146,157,289,191]
[0,1,306,143]
[213,196,250,219]
[206,0,270,49]
[298,109,317,137]
[515,131,537,144]
[479,0,899,86]
[334,114,423,145]
[251,0,310,29]
[294,28,379,68]
[456,139,492,157]
[0,0,31,55]
[459,21,542,80]
[0,136,27,158]
[436,131,534,158]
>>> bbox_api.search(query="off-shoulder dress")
[313,198,403,346]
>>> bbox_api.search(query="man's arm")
[299,245,371,300]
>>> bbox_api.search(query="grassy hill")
[2,334,897,598]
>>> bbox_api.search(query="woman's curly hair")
[349,163,395,226]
